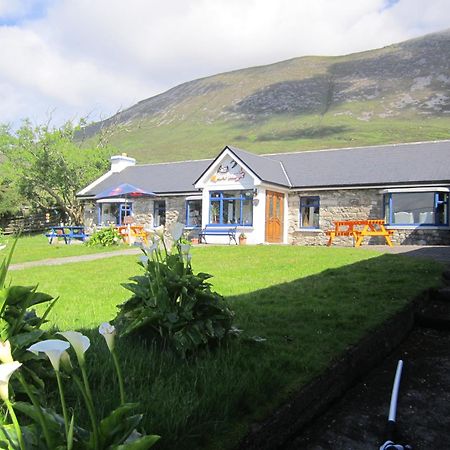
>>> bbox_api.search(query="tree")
[0,119,113,223]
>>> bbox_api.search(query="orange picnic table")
[117,225,149,245]
[326,219,394,247]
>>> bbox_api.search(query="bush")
[114,223,235,356]
[86,226,122,247]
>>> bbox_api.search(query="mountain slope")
[86,29,450,163]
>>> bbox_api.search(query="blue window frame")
[186,199,202,227]
[209,190,253,226]
[300,196,320,228]
[384,191,449,226]
[97,202,132,225]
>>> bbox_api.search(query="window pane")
[186,200,202,227]
[437,193,449,225]
[300,197,319,228]
[154,200,166,226]
[391,193,434,224]
[242,199,253,225]
[210,200,220,223]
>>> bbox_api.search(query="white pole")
[388,360,404,422]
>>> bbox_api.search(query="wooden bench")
[198,226,238,245]
[326,220,394,247]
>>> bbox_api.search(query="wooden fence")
[0,209,65,235]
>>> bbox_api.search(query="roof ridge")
[266,139,450,157]
[133,157,213,168]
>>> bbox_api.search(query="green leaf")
[115,434,161,449]
[98,403,141,447]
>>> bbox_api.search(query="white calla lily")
[0,340,13,363]
[154,225,165,237]
[170,222,185,242]
[180,244,191,255]
[99,322,117,352]
[0,361,22,401]
[28,340,70,372]
[58,331,90,365]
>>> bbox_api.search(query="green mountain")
[85,29,450,163]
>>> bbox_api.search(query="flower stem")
[111,350,125,405]
[5,398,25,450]
[79,365,99,450]
[17,373,53,448]
[55,371,69,441]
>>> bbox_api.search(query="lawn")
[2,233,128,264]
[6,245,444,449]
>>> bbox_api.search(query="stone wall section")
[132,196,186,229]
[83,196,187,231]
[288,189,450,246]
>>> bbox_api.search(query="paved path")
[9,248,141,271]
[361,245,450,264]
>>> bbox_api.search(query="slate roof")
[78,140,450,198]
[78,159,212,198]
[272,140,450,188]
[224,146,291,187]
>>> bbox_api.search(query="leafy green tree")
[0,119,113,223]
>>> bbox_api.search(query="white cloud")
[0,0,449,127]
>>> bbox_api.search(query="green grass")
[3,234,128,264]
[7,246,443,449]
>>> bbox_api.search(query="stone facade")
[84,196,187,231]
[126,196,187,229]
[288,189,450,246]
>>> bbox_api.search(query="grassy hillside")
[85,29,450,163]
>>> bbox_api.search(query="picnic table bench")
[326,220,394,247]
[46,226,88,244]
[198,225,238,245]
[117,225,149,245]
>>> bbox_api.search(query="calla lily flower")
[180,244,191,255]
[171,222,185,242]
[57,331,90,364]
[99,322,117,352]
[60,351,73,373]
[154,225,165,237]
[0,341,13,364]
[0,361,22,401]
[28,340,70,372]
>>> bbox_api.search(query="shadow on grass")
[65,253,443,450]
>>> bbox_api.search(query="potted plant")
[239,232,247,245]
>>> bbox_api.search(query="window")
[209,190,253,226]
[384,192,449,226]
[186,199,202,227]
[97,202,132,225]
[300,196,320,228]
[153,200,166,226]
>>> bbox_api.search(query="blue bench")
[198,226,238,245]
[46,226,89,244]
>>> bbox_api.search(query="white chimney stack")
[110,153,136,173]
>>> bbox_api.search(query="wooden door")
[265,191,284,243]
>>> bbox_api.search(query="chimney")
[110,153,136,173]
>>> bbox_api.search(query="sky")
[0,0,449,128]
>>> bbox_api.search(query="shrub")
[86,226,122,247]
[114,223,235,356]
